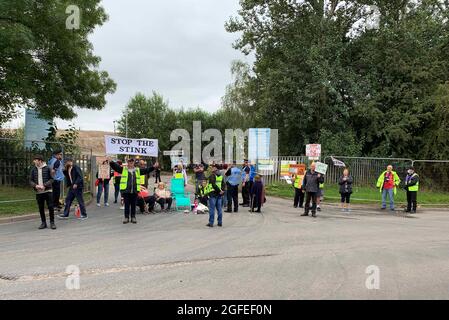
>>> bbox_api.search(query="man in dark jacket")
[30,155,56,230]
[301,162,325,217]
[109,157,159,224]
[206,165,224,227]
[59,157,88,220]
[404,167,419,213]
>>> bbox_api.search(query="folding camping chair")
[170,178,191,212]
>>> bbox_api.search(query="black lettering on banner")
[119,146,125,152]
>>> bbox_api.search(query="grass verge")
[265,183,449,207]
[0,186,92,217]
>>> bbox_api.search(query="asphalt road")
[1,182,449,299]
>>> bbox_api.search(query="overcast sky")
[7,0,249,131]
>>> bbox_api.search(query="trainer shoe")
[105,203,109,207]
[206,223,213,227]
[78,215,88,220]
[131,217,137,224]
[96,203,101,207]
[38,223,47,229]
[50,222,57,230]
[57,214,69,219]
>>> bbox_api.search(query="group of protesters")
[30,149,420,230]
[291,163,419,217]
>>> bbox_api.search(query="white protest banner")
[306,144,321,160]
[98,164,110,180]
[105,136,158,157]
[315,162,328,175]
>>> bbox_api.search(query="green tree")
[0,0,116,126]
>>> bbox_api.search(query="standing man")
[30,155,56,230]
[404,167,419,213]
[301,162,324,218]
[109,157,158,224]
[193,163,206,194]
[376,165,401,211]
[240,159,251,207]
[58,157,88,220]
[206,165,224,227]
[48,150,64,211]
[225,161,241,213]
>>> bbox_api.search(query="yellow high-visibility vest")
[120,168,141,192]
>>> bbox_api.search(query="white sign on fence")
[163,150,184,156]
[315,162,328,175]
[105,136,158,157]
[306,144,321,160]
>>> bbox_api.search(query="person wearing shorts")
[339,168,353,212]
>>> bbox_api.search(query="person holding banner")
[301,162,324,218]
[96,160,114,207]
[113,160,123,205]
[292,172,305,209]
[339,168,353,212]
[109,157,159,224]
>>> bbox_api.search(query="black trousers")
[251,194,262,212]
[137,196,156,213]
[155,172,161,183]
[227,183,239,211]
[52,180,61,208]
[293,187,305,207]
[406,191,417,211]
[198,196,209,206]
[241,181,253,205]
[304,192,318,214]
[157,197,173,210]
[123,193,138,218]
[36,192,54,223]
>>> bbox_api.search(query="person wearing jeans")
[30,155,56,230]
[206,165,224,227]
[48,150,64,211]
[59,158,88,220]
[376,165,401,211]
[96,161,113,207]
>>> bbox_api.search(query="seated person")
[155,182,173,211]
[137,187,156,214]
[196,180,209,206]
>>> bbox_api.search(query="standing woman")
[96,160,114,207]
[174,163,188,187]
[109,157,159,224]
[339,168,353,212]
